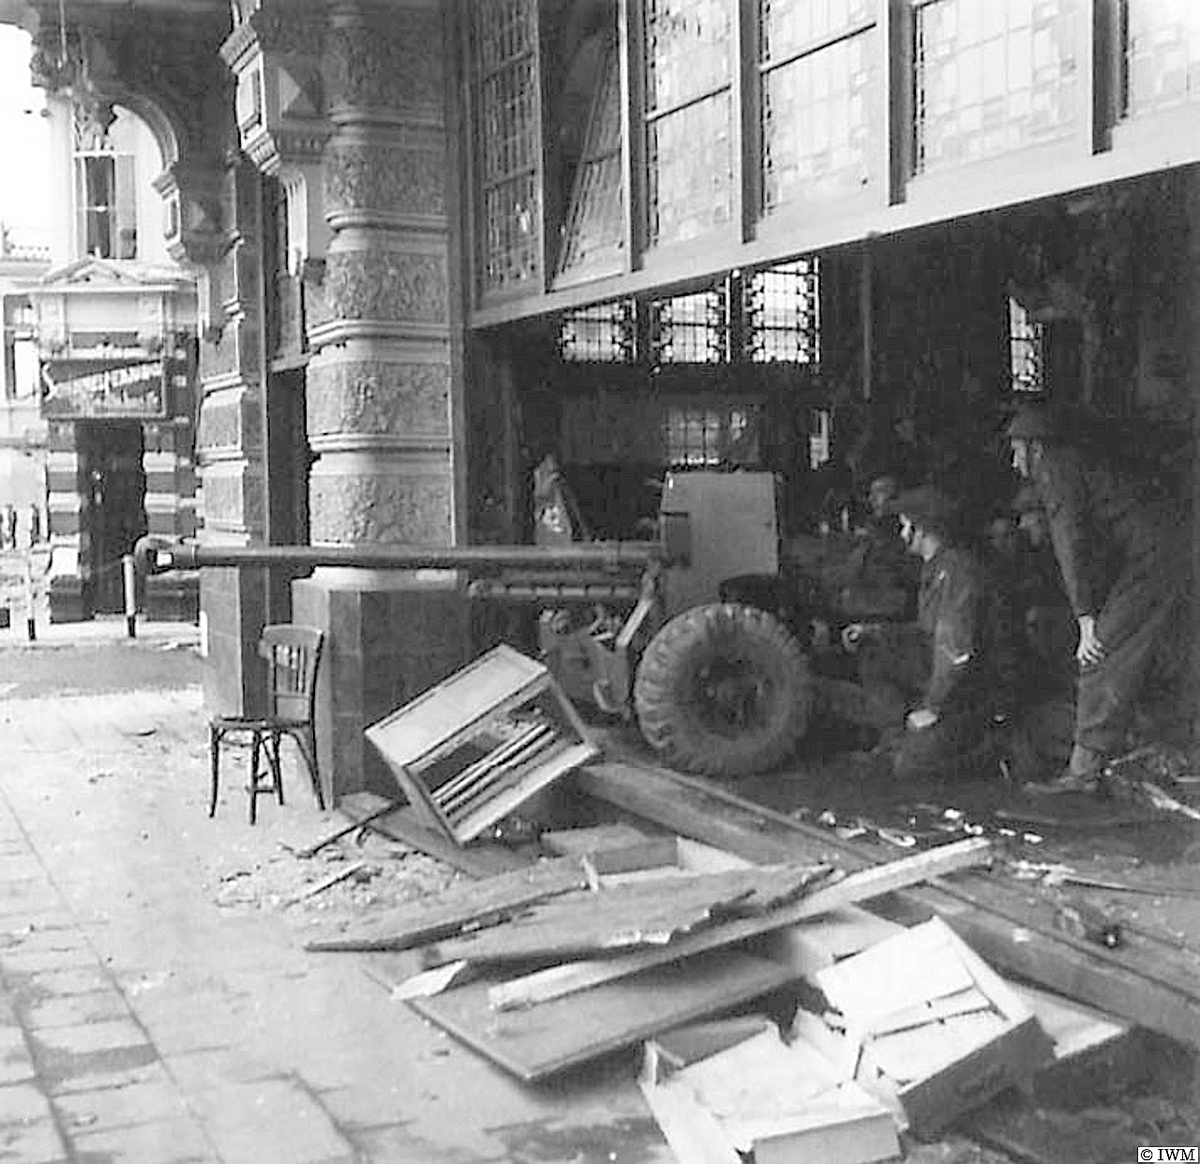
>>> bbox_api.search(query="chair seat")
[211,715,310,731]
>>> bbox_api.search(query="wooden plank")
[429,862,836,965]
[337,792,527,878]
[409,948,799,1082]
[485,838,990,1011]
[303,854,593,954]
[575,760,1200,1049]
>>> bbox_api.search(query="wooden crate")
[365,645,598,845]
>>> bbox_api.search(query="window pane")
[1122,0,1200,117]
[647,92,734,246]
[645,0,733,112]
[746,258,821,363]
[913,0,1079,174]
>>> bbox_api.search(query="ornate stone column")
[291,0,468,797]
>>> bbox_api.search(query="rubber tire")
[633,603,812,779]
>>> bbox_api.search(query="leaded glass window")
[745,259,821,363]
[1009,296,1046,393]
[559,300,636,362]
[663,402,760,465]
[555,45,625,285]
[760,0,878,214]
[473,0,543,296]
[1121,0,1200,118]
[644,0,735,246]
[912,0,1080,174]
[650,286,728,364]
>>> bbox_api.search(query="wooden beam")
[486,837,990,1011]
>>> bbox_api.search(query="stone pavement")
[0,682,669,1164]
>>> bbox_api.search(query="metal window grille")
[559,301,636,362]
[650,286,728,365]
[760,0,877,213]
[644,0,735,246]
[1120,0,1200,119]
[1008,296,1046,394]
[912,0,1080,175]
[473,0,543,295]
[662,402,760,465]
[745,258,821,363]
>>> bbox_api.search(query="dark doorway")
[77,422,146,615]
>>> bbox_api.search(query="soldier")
[1006,402,1188,793]
[4,505,15,551]
[846,486,1001,780]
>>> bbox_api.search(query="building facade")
[0,228,49,546]
[30,97,200,620]
[2,0,1197,799]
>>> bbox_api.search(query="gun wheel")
[633,603,811,779]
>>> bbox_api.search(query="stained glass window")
[473,0,543,296]
[559,300,636,362]
[650,286,728,364]
[644,0,735,246]
[912,0,1080,174]
[760,0,879,214]
[1122,0,1200,118]
[745,258,821,363]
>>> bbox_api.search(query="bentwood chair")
[208,625,327,824]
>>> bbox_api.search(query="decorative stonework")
[325,142,447,218]
[309,473,452,545]
[201,466,265,531]
[324,251,448,324]
[325,14,444,116]
[307,360,450,436]
[196,388,261,456]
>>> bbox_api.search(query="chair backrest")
[258,625,324,722]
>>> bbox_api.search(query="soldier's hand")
[1076,615,1105,667]
[907,707,939,731]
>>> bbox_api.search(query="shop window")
[663,402,760,465]
[644,0,735,246]
[1120,0,1200,118]
[760,0,878,214]
[471,0,544,297]
[650,286,728,364]
[1008,296,1046,394]
[745,258,821,363]
[76,153,136,260]
[912,0,1080,175]
[559,300,636,362]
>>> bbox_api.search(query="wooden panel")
[409,948,798,1081]
[428,862,834,965]
[304,854,593,954]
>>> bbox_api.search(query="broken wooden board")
[575,760,1200,1049]
[483,837,990,1011]
[304,855,594,953]
[541,824,680,874]
[426,862,835,965]
[966,1091,1143,1164]
[338,791,528,878]
[408,947,799,1082]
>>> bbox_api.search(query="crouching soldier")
[846,486,1001,780]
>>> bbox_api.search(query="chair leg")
[297,727,325,811]
[248,732,263,825]
[267,732,285,806]
[208,725,221,818]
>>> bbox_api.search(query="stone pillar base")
[201,566,270,718]
[292,571,471,803]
